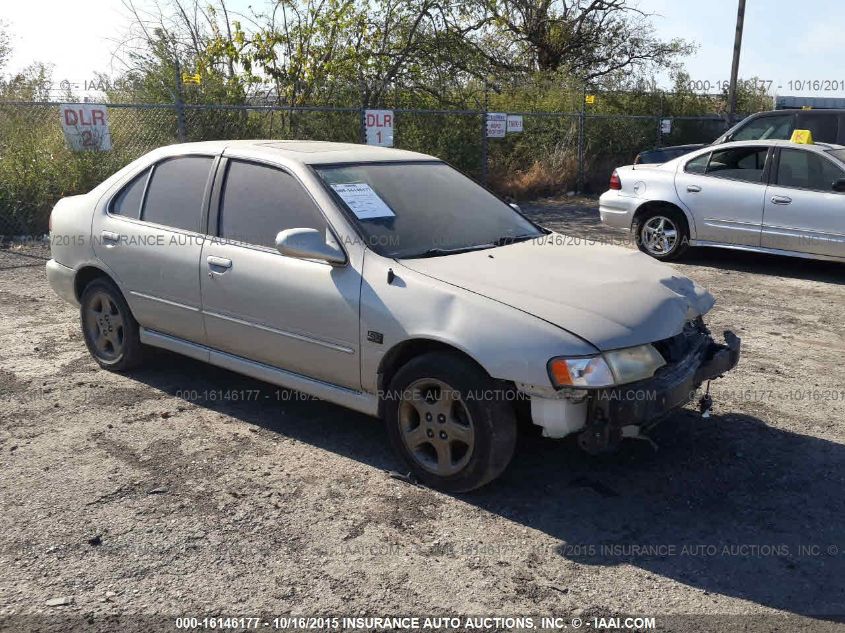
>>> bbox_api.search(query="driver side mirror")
[833,178,845,193]
[275,228,346,265]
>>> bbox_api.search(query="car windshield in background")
[729,114,794,142]
[636,149,671,164]
[315,162,543,258]
[826,148,845,164]
[637,147,696,164]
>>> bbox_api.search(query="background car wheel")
[384,352,517,492]
[633,206,689,261]
[80,278,145,371]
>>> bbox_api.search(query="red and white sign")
[365,110,394,147]
[59,104,112,151]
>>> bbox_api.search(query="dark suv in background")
[635,109,845,164]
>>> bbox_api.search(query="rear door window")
[218,160,326,248]
[706,147,768,183]
[142,156,214,232]
[776,148,845,192]
[731,114,794,141]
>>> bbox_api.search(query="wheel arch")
[632,199,695,238]
[376,338,495,418]
[74,265,119,302]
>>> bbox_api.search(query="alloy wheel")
[398,378,475,477]
[83,291,125,361]
[642,215,678,256]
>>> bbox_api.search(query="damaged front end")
[523,319,741,452]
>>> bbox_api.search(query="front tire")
[80,278,145,371]
[384,352,517,492]
[633,206,689,261]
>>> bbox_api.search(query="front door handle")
[771,195,792,205]
[686,185,702,193]
[207,256,233,277]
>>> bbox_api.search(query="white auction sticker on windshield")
[331,183,395,220]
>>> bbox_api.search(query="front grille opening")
[652,319,707,364]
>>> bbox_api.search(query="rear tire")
[633,206,689,261]
[384,352,517,492]
[79,278,145,371]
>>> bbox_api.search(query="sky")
[4,0,845,98]
[645,0,845,96]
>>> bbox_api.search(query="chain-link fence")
[0,101,731,238]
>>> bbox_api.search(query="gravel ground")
[1,200,844,633]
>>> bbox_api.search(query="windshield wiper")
[402,243,495,258]
[492,233,540,246]
[401,233,540,258]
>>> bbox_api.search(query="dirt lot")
[1,199,845,632]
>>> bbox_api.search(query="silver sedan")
[600,139,845,262]
[47,141,740,491]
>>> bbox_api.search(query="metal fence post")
[576,85,586,194]
[173,60,187,143]
[360,107,366,144]
[480,79,489,186]
[656,92,664,148]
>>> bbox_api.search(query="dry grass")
[491,143,578,200]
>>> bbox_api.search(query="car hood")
[399,235,715,351]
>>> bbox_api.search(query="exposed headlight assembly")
[548,344,666,388]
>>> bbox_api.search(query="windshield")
[716,113,794,144]
[315,161,543,258]
[826,148,845,164]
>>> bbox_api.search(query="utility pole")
[727,0,747,126]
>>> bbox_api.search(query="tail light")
[609,170,622,190]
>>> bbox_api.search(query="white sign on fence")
[486,112,507,138]
[661,118,672,135]
[506,114,523,133]
[59,104,112,151]
[365,109,394,147]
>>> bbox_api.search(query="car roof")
[757,108,845,115]
[153,139,437,165]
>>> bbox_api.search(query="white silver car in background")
[47,141,740,491]
[600,139,845,262]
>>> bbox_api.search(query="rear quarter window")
[684,153,710,174]
[110,168,150,219]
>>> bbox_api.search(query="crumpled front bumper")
[577,329,741,453]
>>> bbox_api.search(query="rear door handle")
[101,230,121,244]
[771,195,792,205]
[686,185,702,193]
[207,256,233,277]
